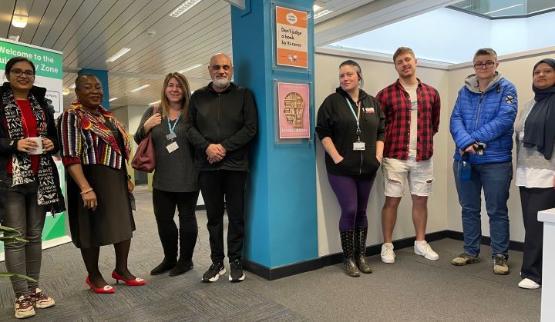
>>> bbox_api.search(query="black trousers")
[199,170,247,263]
[519,186,555,284]
[152,189,199,262]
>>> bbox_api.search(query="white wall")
[315,53,451,256]
[315,48,555,256]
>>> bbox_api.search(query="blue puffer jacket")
[450,73,517,164]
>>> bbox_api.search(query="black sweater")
[186,82,258,171]
[316,87,385,178]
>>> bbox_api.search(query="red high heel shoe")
[112,271,146,286]
[85,276,115,294]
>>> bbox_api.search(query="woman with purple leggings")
[316,60,385,277]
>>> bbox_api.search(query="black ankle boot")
[340,231,360,277]
[354,227,372,274]
[169,259,193,276]
[150,258,176,275]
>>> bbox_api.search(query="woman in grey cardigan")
[515,58,555,289]
[134,72,199,276]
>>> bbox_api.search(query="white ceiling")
[0,0,455,109]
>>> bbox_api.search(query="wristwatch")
[9,140,16,150]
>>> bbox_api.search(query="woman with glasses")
[59,74,145,294]
[515,58,555,289]
[0,57,64,319]
[134,72,199,276]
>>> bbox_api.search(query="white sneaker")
[381,243,395,264]
[414,241,439,261]
[518,278,540,289]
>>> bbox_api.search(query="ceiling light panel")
[106,48,131,63]
[12,14,28,28]
[169,0,202,18]
[314,9,332,19]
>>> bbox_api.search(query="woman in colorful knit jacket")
[59,74,145,294]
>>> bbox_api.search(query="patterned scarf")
[1,87,60,206]
[69,101,130,158]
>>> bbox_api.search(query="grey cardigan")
[134,106,198,192]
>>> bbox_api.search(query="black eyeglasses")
[10,69,35,77]
[473,61,495,69]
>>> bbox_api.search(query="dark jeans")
[453,161,512,257]
[519,187,555,284]
[199,170,247,263]
[1,182,46,296]
[152,189,199,262]
[327,173,375,232]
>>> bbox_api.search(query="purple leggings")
[327,173,376,232]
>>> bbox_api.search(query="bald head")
[209,53,232,66]
[208,53,233,91]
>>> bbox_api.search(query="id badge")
[166,132,177,140]
[166,141,179,153]
[353,141,366,151]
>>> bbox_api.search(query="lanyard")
[345,98,362,139]
[167,117,179,135]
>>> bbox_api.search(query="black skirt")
[67,164,135,248]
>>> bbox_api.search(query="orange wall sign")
[275,6,308,69]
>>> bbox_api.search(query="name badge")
[353,141,366,151]
[166,141,179,153]
[363,107,375,114]
[166,132,177,140]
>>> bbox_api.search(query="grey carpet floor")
[0,186,541,321]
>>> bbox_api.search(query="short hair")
[339,59,364,87]
[393,47,415,63]
[159,72,191,117]
[74,74,100,90]
[5,56,36,77]
[473,48,497,61]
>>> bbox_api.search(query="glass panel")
[451,0,555,17]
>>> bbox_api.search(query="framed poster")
[275,6,308,69]
[277,82,310,139]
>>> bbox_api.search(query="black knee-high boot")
[340,231,360,277]
[355,227,372,274]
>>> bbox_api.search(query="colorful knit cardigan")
[60,102,130,169]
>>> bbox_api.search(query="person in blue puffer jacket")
[449,48,517,275]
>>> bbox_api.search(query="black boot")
[169,258,194,276]
[355,227,372,274]
[150,258,176,275]
[340,231,360,277]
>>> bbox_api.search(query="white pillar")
[538,208,555,321]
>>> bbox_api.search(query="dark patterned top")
[59,102,130,169]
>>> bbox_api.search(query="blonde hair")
[159,72,191,117]
[393,47,415,63]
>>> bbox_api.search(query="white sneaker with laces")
[518,278,540,289]
[381,243,395,264]
[414,241,439,261]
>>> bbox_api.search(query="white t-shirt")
[403,84,418,157]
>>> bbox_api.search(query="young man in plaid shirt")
[377,47,441,264]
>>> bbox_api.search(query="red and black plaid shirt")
[376,79,440,161]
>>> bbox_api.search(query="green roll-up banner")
[0,38,69,261]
